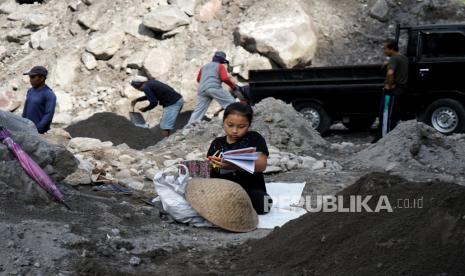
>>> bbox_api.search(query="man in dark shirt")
[373,39,409,143]
[130,76,184,137]
[22,66,57,134]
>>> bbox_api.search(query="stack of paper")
[221,147,259,174]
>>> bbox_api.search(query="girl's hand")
[207,156,238,170]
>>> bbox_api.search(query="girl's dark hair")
[223,102,253,124]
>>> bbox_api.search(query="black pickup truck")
[248,24,465,135]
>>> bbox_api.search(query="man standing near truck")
[373,39,409,142]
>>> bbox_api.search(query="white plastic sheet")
[258,182,307,229]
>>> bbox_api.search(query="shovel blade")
[129,112,149,128]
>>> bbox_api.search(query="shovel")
[129,107,149,128]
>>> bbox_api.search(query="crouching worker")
[130,76,184,137]
[207,103,272,214]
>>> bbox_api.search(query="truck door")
[414,31,465,92]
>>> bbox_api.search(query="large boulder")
[230,46,273,80]
[123,17,154,39]
[0,131,78,204]
[51,54,80,88]
[143,47,173,78]
[143,5,190,33]
[369,0,389,22]
[0,111,38,135]
[0,88,22,112]
[235,0,317,68]
[85,31,125,60]
[0,0,16,15]
[24,13,51,31]
[77,8,102,31]
[124,50,147,70]
[30,27,57,50]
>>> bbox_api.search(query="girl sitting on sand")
[207,102,272,214]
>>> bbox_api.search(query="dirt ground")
[170,173,465,276]
[2,124,465,275]
[65,111,193,150]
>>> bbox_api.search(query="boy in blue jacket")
[22,66,56,134]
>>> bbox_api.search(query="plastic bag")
[153,164,210,226]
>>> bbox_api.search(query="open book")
[221,147,259,174]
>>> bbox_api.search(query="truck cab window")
[421,32,465,58]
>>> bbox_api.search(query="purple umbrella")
[0,127,71,209]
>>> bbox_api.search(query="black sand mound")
[65,112,191,150]
[206,173,465,275]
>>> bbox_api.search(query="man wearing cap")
[130,76,184,137]
[187,51,237,125]
[22,66,57,134]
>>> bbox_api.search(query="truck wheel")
[294,102,332,134]
[423,98,465,135]
[342,116,376,131]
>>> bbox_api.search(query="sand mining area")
[1,0,465,275]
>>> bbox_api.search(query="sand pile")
[151,98,329,158]
[348,120,465,179]
[205,172,465,275]
[65,112,191,150]
[252,98,329,155]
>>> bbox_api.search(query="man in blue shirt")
[130,76,184,137]
[22,66,57,134]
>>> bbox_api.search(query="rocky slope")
[1,0,464,128]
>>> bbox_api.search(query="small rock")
[81,52,98,70]
[120,179,144,190]
[68,0,81,11]
[119,154,136,165]
[163,158,182,167]
[85,31,125,60]
[171,0,197,16]
[286,160,299,170]
[111,228,121,236]
[312,161,325,170]
[264,165,282,174]
[0,46,8,61]
[369,0,389,22]
[65,168,92,186]
[6,29,31,44]
[33,262,40,268]
[129,256,141,266]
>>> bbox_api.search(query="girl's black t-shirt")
[207,131,269,193]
